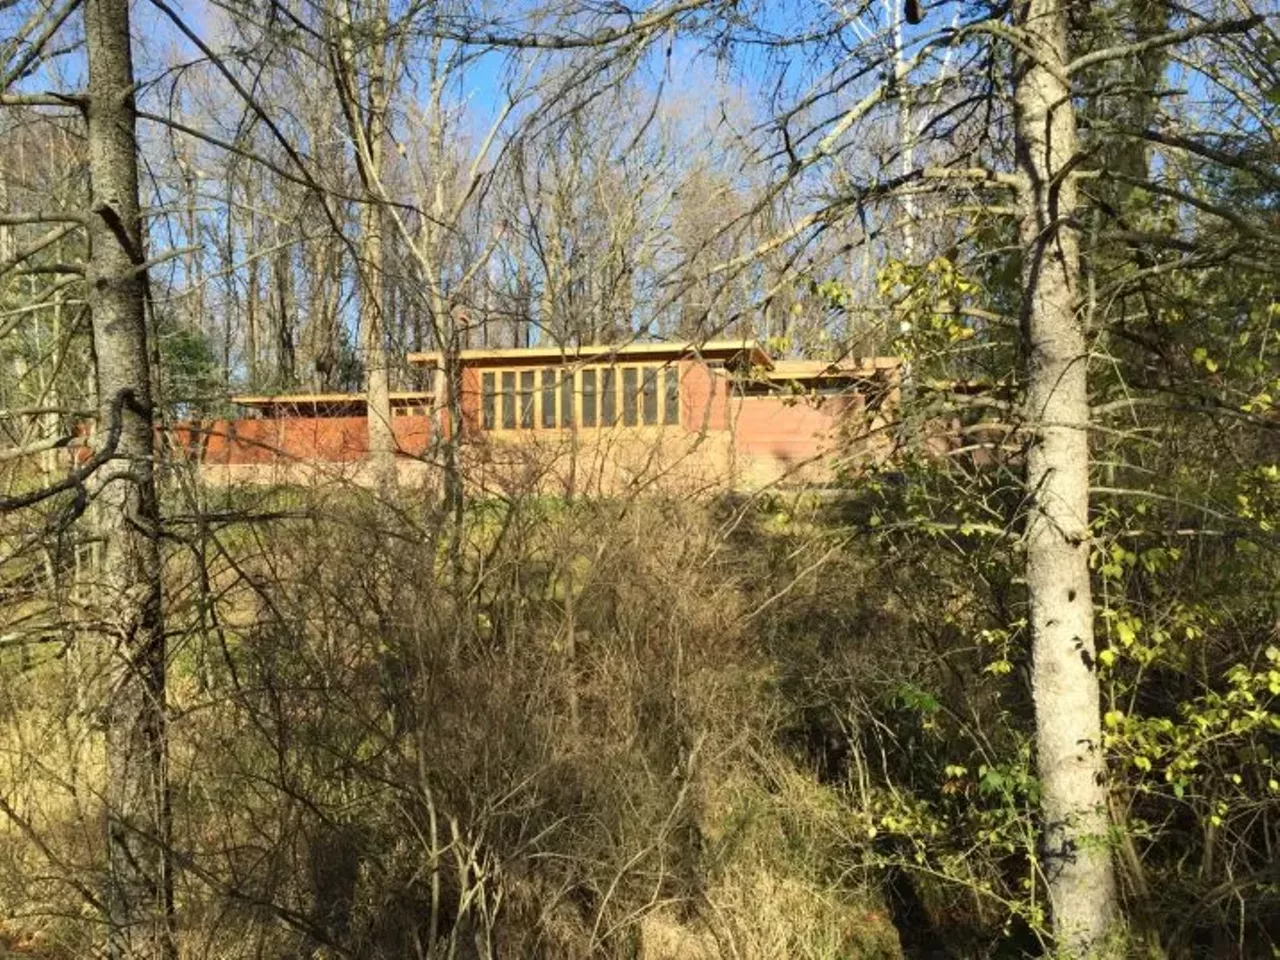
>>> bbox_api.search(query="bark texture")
[1013,0,1117,953]
[339,0,397,494]
[83,0,176,956]
[358,137,396,494]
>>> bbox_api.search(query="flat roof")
[226,353,901,412]
[232,391,434,409]
[767,357,901,379]
[407,339,773,369]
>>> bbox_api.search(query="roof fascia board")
[407,340,772,370]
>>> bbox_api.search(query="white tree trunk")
[338,0,397,494]
[83,0,176,955]
[359,135,396,495]
[1014,0,1117,953]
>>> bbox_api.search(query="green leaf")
[1116,621,1138,647]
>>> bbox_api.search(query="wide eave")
[407,339,773,371]
[231,391,434,415]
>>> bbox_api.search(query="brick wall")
[172,414,434,466]
[169,359,896,492]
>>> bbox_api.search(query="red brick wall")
[730,395,856,457]
[169,361,886,488]
[459,367,482,434]
[680,360,731,433]
[391,415,434,456]
[173,414,433,465]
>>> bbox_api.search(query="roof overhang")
[232,391,434,414]
[407,339,774,371]
[766,357,901,381]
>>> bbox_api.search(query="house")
[171,340,902,495]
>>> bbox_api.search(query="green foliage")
[876,256,981,357]
[158,321,222,417]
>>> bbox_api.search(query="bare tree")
[83,0,175,954]
[3,2,1273,956]
[332,0,397,494]
[1013,0,1115,950]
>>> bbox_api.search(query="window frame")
[500,371,516,429]
[600,367,617,426]
[581,368,597,427]
[560,370,575,427]
[663,366,680,425]
[482,372,496,430]
[541,368,557,428]
[622,367,639,426]
[476,361,681,433]
[641,367,658,425]
[519,370,536,428]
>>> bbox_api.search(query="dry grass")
[0,483,907,958]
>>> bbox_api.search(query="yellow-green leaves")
[1115,618,1138,648]
[1191,345,1220,373]
[875,256,984,357]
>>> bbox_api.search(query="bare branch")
[0,221,83,278]
[0,211,87,225]
[0,387,130,514]
[0,433,74,463]
[1066,16,1263,76]
[424,0,715,50]
[0,92,85,107]
[0,0,83,91]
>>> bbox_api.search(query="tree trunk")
[274,229,296,387]
[83,0,176,956]
[245,183,260,387]
[181,157,204,335]
[886,0,917,263]
[1014,0,1116,953]
[306,238,337,390]
[418,60,465,545]
[360,180,396,494]
[337,0,396,494]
